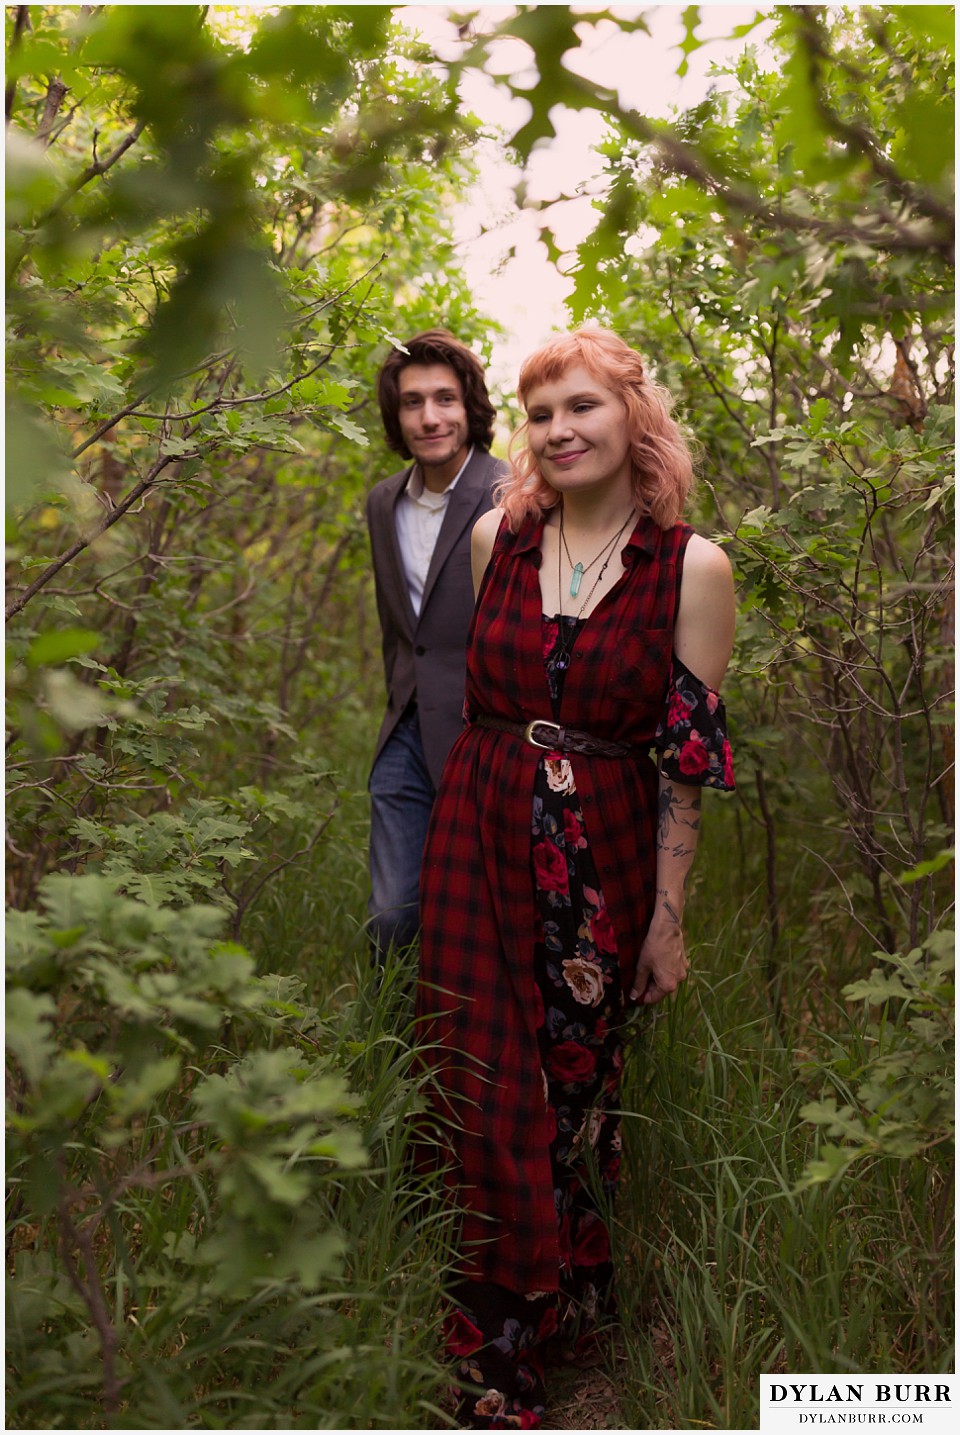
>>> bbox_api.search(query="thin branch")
[223,809,338,940]
[57,1186,124,1414]
[44,118,147,221]
[6,454,179,622]
[8,119,147,281]
[72,396,151,459]
[4,6,31,123]
[481,34,953,260]
[68,257,384,455]
[791,6,954,231]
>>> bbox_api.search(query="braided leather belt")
[474,713,638,759]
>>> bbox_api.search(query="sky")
[395,3,776,392]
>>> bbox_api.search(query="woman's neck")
[547,485,636,536]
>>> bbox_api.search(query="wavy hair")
[496,328,695,532]
[377,329,496,458]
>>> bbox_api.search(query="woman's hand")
[630,910,689,1005]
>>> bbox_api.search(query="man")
[366,330,506,957]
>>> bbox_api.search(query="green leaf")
[107,1056,182,1121]
[4,990,58,1085]
[798,1142,862,1186]
[891,92,955,188]
[4,397,73,513]
[898,848,955,885]
[676,6,703,78]
[894,5,955,56]
[327,413,369,445]
[25,629,100,669]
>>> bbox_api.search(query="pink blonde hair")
[495,328,695,532]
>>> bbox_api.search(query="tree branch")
[36,77,69,146]
[6,453,179,621]
[4,6,31,123]
[482,27,954,261]
[45,117,147,220]
[791,6,954,231]
[7,118,147,281]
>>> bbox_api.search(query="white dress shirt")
[394,447,474,618]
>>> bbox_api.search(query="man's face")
[396,364,470,487]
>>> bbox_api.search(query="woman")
[417,328,736,1428]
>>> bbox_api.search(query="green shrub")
[798,925,955,1181]
[6,876,454,1428]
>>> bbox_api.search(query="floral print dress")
[446,616,733,1429]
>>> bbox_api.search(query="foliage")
[6,4,494,609]
[6,876,453,1427]
[798,925,955,1181]
[615,871,953,1428]
[5,0,497,917]
[6,5,488,1426]
[463,5,953,335]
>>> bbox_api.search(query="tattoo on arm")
[656,786,674,845]
[655,887,681,924]
[657,785,703,848]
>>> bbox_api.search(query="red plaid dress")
[417,512,695,1297]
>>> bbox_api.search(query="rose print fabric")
[655,656,735,791]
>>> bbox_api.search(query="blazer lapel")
[377,467,417,636]
[419,450,494,617]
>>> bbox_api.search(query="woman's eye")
[529,413,549,424]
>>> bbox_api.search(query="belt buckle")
[524,719,562,751]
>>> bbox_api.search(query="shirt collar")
[406,445,474,501]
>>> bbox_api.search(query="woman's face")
[524,364,632,499]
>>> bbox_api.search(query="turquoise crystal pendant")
[569,562,584,597]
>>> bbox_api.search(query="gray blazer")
[366,447,505,788]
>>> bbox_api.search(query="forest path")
[547,1361,625,1428]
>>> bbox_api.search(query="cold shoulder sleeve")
[654,654,735,791]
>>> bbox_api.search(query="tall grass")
[611,824,954,1431]
[240,696,375,991]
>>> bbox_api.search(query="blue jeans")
[367,708,435,958]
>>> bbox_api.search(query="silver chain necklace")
[553,503,635,671]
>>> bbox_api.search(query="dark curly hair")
[377,329,496,459]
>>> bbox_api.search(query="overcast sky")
[396,3,775,392]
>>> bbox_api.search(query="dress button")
[414,644,426,656]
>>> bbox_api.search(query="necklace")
[559,504,635,598]
[552,504,635,672]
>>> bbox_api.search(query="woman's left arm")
[630,537,736,1004]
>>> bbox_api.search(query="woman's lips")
[548,449,588,466]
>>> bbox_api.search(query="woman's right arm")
[630,536,735,1005]
[471,508,503,598]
